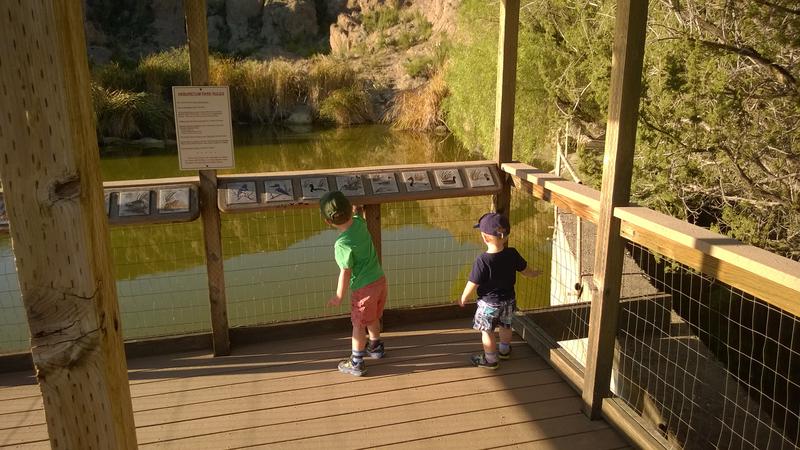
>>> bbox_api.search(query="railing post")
[0,2,137,447]
[583,0,649,419]
[184,0,230,356]
[492,0,520,217]
[363,204,382,263]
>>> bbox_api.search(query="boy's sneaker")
[338,358,367,376]
[366,340,385,359]
[470,353,499,370]
[498,347,512,360]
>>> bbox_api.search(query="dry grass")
[306,55,359,111]
[91,83,170,139]
[385,71,448,131]
[319,86,373,126]
[268,59,299,119]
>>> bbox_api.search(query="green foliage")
[137,47,191,101]
[91,83,170,139]
[362,6,400,33]
[404,55,435,78]
[90,50,368,136]
[319,86,373,126]
[446,0,800,258]
[306,55,360,111]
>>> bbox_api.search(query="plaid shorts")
[473,299,516,332]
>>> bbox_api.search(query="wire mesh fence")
[0,236,26,354]
[614,242,800,450]
[110,221,210,340]
[511,186,597,366]
[223,196,517,327]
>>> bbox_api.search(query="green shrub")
[91,83,170,139]
[307,55,359,111]
[319,86,373,126]
[93,61,143,92]
[362,6,400,33]
[404,55,435,78]
[137,47,190,101]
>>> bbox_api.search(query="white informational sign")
[173,86,235,170]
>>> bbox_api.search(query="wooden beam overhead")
[0,1,137,447]
[583,0,650,419]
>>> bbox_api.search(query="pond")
[0,125,552,354]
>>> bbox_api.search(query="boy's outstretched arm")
[328,268,352,306]
[520,266,542,278]
[458,281,478,307]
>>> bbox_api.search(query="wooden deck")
[0,319,630,449]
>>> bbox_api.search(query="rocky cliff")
[85,0,458,67]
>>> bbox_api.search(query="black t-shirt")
[468,247,528,305]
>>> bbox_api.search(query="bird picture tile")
[226,181,258,205]
[465,167,495,188]
[336,175,365,196]
[157,188,191,213]
[264,180,294,202]
[368,173,399,194]
[301,177,330,199]
[433,169,464,189]
[401,171,432,192]
[118,190,151,216]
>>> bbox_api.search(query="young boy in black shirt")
[458,213,541,369]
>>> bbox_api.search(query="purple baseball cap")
[474,212,510,238]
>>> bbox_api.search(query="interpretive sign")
[173,86,235,170]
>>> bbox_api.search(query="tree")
[446,0,800,259]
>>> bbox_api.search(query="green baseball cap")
[320,191,351,222]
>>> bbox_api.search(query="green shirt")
[334,215,384,291]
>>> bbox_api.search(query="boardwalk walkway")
[0,318,629,449]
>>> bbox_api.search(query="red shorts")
[350,276,387,326]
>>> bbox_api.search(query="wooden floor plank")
[0,320,628,449]
[500,428,630,449]
[143,386,579,449]
[134,360,561,440]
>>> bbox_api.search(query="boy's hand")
[458,297,467,307]
[327,295,343,307]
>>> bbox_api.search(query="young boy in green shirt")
[321,191,387,376]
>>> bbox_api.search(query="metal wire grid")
[511,187,595,366]
[614,242,800,450]
[110,222,210,340]
[222,208,340,327]
[381,197,492,310]
[0,236,27,354]
[223,197,503,327]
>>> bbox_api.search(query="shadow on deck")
[0,318,630,449]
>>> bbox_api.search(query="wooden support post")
[492,0,520,217]
[0,2,137,448]
[583,0,649,419]
[363,204,382,263]
[184,0,230,356]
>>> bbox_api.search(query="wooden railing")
[503,161,800,448]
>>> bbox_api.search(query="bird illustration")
[407,176,414,187]
[341,177,361,191]
[125,192,149,214]
[268,183,292,199]
[307,180,327,192]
